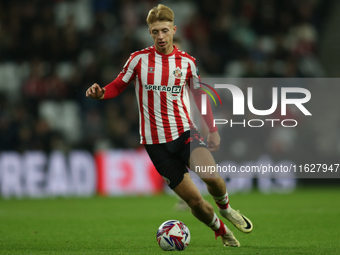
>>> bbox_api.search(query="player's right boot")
[220,208,253,234]
[221,225,240,247]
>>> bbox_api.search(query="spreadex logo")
[200,84,312,127]
[145,84,182,94]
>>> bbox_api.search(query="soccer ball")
[156,220,190,251]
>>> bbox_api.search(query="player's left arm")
[189,63,220,152]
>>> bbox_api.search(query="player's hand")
[207,131,220,152]
[86,83,105,100]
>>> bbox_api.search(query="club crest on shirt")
[173,67,182,79]
[148,67,155,73]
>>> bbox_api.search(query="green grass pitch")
[0,187,339,254]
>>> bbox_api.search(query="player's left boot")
[220,208,253,234]
[221,227,240,247]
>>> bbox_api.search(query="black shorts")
[144,130,207,189]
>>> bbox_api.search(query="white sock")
[213,192,232,212]
[208,213,221,230]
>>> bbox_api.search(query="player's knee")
[202,177,222,187]
[187,197,208,212]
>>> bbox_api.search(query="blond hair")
[146,4,174,26]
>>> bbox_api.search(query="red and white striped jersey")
[103,45,216,145]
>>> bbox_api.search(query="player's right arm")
[85,54,137,100]
[85,78,130,100]
[86,83,106,99]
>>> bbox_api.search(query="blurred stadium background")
[0,0,340,199]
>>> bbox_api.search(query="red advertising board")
[95,149,164,195]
